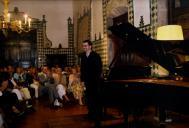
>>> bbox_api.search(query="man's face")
[82,42,91,52]
[0,80,8,91]
[42,66,48,74]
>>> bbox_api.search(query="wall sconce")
[157,25,184,40]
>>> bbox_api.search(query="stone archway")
[106,5,128,26]
[106,0,128,25]
[105,0,128,65]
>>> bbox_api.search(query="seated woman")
[68,67,85,105]
[0,108,3,128]
[12,67,32,101]
[53,67,69,103]
[0,72,25,127]
[9,76,33,109]
[38,66,62,108]
[25,67,40,99]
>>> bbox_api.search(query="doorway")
[46,54,67,68]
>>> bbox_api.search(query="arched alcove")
[105,0,128,65]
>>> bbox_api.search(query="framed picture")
[133,0,151,27]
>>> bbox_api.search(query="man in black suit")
[80,40,103,127]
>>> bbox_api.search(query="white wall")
[91,0,103,41]
[0,0,73,48]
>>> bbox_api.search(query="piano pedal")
[153,116,159,122]
[164,118,172,123]
[159,118,172,128]
[160,123,166,128]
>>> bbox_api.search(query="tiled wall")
[37,16,75,67]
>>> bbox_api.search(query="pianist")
[80,40,103,127]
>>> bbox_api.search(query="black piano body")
[103,22,189,125]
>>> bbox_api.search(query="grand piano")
[103,22,189,126]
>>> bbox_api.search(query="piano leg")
[159,106,166,123]
[122,105,129,127]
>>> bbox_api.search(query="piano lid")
[108,22,189,77]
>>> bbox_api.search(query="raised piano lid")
[107,22,189,79]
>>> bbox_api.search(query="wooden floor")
[16,99,189,128]
[16,98,125,128]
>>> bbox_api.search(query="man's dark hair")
[83,40,92,46]
[0,72,9,86]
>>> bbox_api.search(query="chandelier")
[0,0,32,34]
